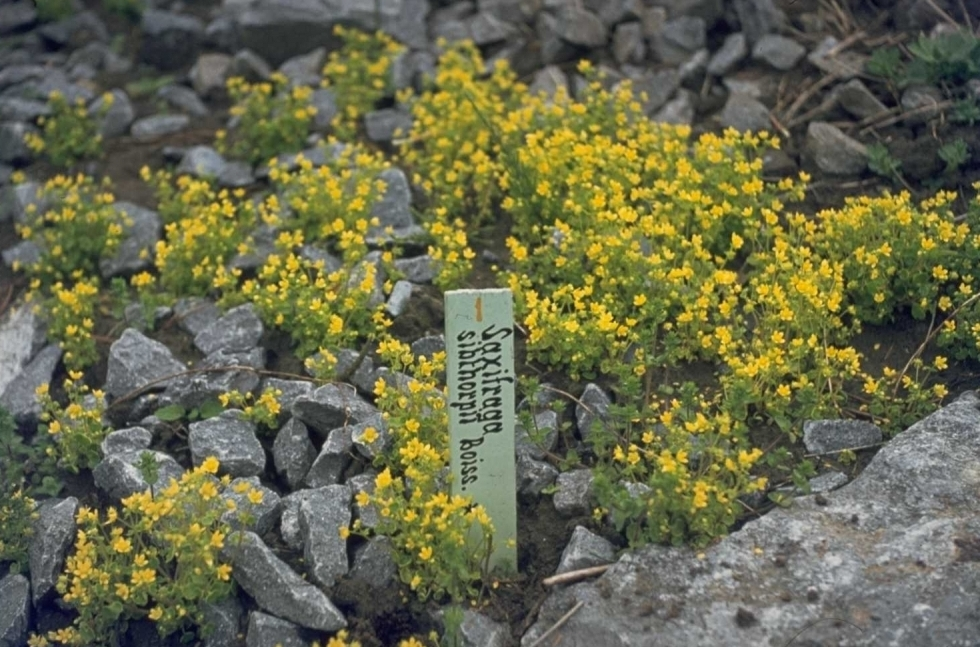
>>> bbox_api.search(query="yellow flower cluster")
[0,488,38,574]
[35,373,108,475]
[23,90,109,168]
[42,457,261,646]
[42,276,99,370]
[218,387,283,429]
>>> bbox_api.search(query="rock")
[221,531,346,632]
[0,97,49,122]
[299,484,352,588]
[805,121,868,176]
[29,497,78,607]
[516,456,559,500]
[0,573,30,647]
[555,7,607,47]
[732,0,784,45]
[106,329,187,399]
[517,410,559,460]
[89,88,134,138]
[761,149,797,176]
[37,10,107,48]
[0,303,46,397]
[189,412,266,478]
[349,537,397,590]
[835,78,888,120]
[553,468,595,517]
[228,49,273,82]
[100,426,152,455]
[717,92,770,132]
[93,450,185,500]
[332,349,377,395]
[537,12,579,66]
[279,47,326,88]
[523,392,980,647]
[556,526,616,574]
[262,378,314,423]
[217,160,255,188]
[157,84,210,117]
[348,471,380,529]
[0,182,44,225]
[200,596,245,647]
[385,280,414,318]
[0,345,61,423]
[99,202,161,278]
[140,9,204,71]
[808,470,849,493]
[611,21,645,65]
[364,108,413,143]
[575,384,612,442]
[653,89,696,125]
[130,114,190,140]
[803,419,883,455]
[467,11,517,46]
[205,15,238,53]
[0,2,36,35]
[292,383,380,437]
[0,122,34,165]
[449,610,510,647]
[194,304,264,355]
[222,477,282,536]
[173,297,221,336]
[394,255,436,284]
[304,426,353,487]
[529,64,569,98]
[191,53,232,98]
[411,334,444,360]
[629,69,679,116]
[310,88,338,130]
[273,418,317,490]
[751,34,805,70]
[370,167,415,233]
[246,611,310,647]
[900,85,944,125]
[1,241,41,270]
[176,145,227,179]
[650,16,705,65]
[350,415,389,460]
[677,48,709,84]
[707,32,747,76]
[807,35,866,79]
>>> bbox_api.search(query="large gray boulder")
[523,391,980,646]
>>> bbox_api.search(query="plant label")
[445,288,517,573]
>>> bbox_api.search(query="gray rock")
[304,426,353,487]
[611,21,644,65]
[803,419,882,455]
[173,297,221,336]
[93,450,185,501]
[835,78,888,120]
[529,64,569,98]
[106,328,187,399]
[200,595,245,647]
[717,92,770,132]
[630,69,679,116]
[732,0,784,45]
[451,610,510,647]
[218,160,255,188]
[349,536,397,590]
[516,456,559,499]
[310,88,338,130]
[0,303,46,397]
[89,88,134,138]
[273,418,317,490]
[279,47,326,88]
[299,484,352,588]
[556,525,616,574]
[553,468,595,517]
[0,344,62,422]
[555,7,607,47]
[372,167,415,232]
[707,32,747,76]
[176,145,227,179]
[222,477,282,535]
[292,383,379,437]
[351,415,389,460]
[37,10,107,48]
[348,470,379,529]
[808,470,849,493]
[189,412,266,477]
[807,35,866,79]
[391,49,437,92]
[517,409,559,460]
[194,303,264,355]
[100,426,153,455]
[333,349,377,394]
[806,121,868,176]
[99,201,160,278]
[364,108,413,143]
[0,97,49,122]
[576,383,611,442]
[29,497,78,607]
[221,531,346,632]
[157,84,210,117]
[140,10,204,71]
[0,122,34,164]
[0,573,30,647]
[246,611,309,647]
[0,2,36,35]
[901,85,944,125]
[411,334,444,360]
[394,255,436,284]
[650,16,705,64]
[1,241,41,271]
[191,53,232,98]
[537,12,579,65]
[522,392,980,647]
[130,113,190,140]
[467,11,517,46]
[279,489,321,549]
[653,89,696,125]
[0,182,44,226]
[751,34,805,70]
[204,15,238,53]
[762,149,797,176]
[262,378,314,423]
[228,49,273,83]
[677,48,709,84]
[385,280,414,317]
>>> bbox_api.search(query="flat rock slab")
[523,391,980,646]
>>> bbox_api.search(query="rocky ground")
[2,0,980,645]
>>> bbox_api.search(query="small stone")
[364,108,413,143]
[0,122,34,164]
[612,21,645,65]
[900,85,944,125]
[140,9,204,71]
[299,484,352,588]
[733,0,785,45]
[555,7,607,47]
[222,476,281,535]
[807,36,866,79]
[194,303,264,355]
[176,145,227,178]
[394,255,436,284]
[0,573,31,647]
[99,201,160,278]
[188,411,266,478]
[228,49,272,82]
[803,419,882,455]
[273,418,317,490]
[808,470,849,493]
[516,456,559,500]
[106,329,186,399]
[651,16,705,64]
[292,383,379,438]
[157,84,209,117]
[556,525,616,574]
[89,88,134,137]
[717,92,771,132]
[349,536,397,590]
[752,34,805,70]
[304,426,353,487]
[576,384,612,442]
[130,113,190,140]
[805,121,868,176]
[30,497,78,607]
[654,89,696,125]
[708,32,747,76]
[835,78,888,120]
[553,468,595,517]
[191,53,232,98]
[630,69,679,116]
[385,280,414,317]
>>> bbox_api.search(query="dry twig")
[528,601,585,647]
[542,564,612,587]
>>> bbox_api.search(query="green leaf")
[155,404,187,422]
[197,400,225,420]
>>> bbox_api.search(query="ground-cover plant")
[215,73,317,166]
[24,92,111,168]
[36,373,111,475]
[352,337,496,604]
[33,0,72,21]
[0,485,38,575]
[217,387,282,431]
[321,26,405,140]
[32,457,259,646]
[41,276,101,371]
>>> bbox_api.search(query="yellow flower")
[418,546,433,561]
[247,489,264,505]
[112,536,132,554]
[201,456,220,474]
[148,607,163,621]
